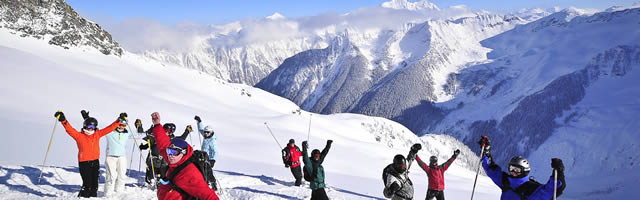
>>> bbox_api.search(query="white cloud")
[101,3,478,52]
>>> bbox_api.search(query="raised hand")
[54,111,65,122]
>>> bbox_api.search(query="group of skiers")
[382,137,566,200]
[54,110,219,199]
[53,109,566,200]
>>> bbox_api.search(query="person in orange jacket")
[54,111,127,198]
[150,112,219,200]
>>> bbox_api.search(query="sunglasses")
[85,124,96,130]
[166,147,185,157]
[509,165,522,174]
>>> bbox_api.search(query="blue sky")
[67,0,638,25]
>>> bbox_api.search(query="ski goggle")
[166,147,186,157]
[204,131,213,134]
[118,124,127,128]
[509,165,523,174]
[85,124,96,130]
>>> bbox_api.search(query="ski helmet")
[83,117,98,130]
[393,154,407,173]
[204,125,214,133]
[288,139,295,144]
[163,123,176,133]
[429,156,438,165]
[311,149,321,160]
[508,156,531,178]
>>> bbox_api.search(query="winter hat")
[288,139,295,144]
[170,138,189,150]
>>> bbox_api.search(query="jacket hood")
[168,143,194,168]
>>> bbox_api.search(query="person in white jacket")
[103,117,132,196]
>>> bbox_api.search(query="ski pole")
[147,139,157,182]
[307,113,312,143]
[553,169,558,200]
[470,142,486,200]
[126,121,141,176]
[38,113,60,184]
[263,122,283,149]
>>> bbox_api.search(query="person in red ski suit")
[415,149,460,200]
[282,139,304,186]
[150,112,219,200]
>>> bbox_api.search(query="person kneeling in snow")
[150,112,219,200]
[54,110,126,198]
[478,136,566,200]
[302,140,332,200]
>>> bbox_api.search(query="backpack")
[282,149,292,166]
[382,164,393,198]
[167,150,211,199]
[303,162,318,182]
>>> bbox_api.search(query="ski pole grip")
[55,110,62,119]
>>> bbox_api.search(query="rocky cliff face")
[0,0,123,56]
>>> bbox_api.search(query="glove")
[135,119,142,128]
[80,110,90,120]
[151,112,161,125]
[454,149,461,156]
[302,141,308,150]
[194,115,201,123]
[186,125,193,133]
[118,112,128,122]
[284,164,289,168]
[551,158,565,172]
[410,143,422,153]
[54,111,65,122]
[327,140,333,145]
[478,136,490,146]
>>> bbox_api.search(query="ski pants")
[104,156,127,196]
[290,165,302,186]
[206,159,218,190]
[311,188,329,200]
[78,159,100,198]
[426,189,445,200]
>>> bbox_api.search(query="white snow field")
[0,28,501,199]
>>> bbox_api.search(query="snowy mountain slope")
[0,0,123,56]
[256,12,528,121]
[130,0,479,85]
[423,8,640,199]
[0,28,500,199]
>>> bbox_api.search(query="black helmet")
[311,149,321,160]
[163,123,176,133]
[83,117,98,129]
[508,156,531,178]
[289,139,295,144]
[393,154,407,173]
[429,156,438,165]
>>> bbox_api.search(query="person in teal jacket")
[194,115,218,189]
[79,110,131,197]
[302,139,332,200]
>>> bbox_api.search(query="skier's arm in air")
[415,155,431,173]
[318,140,332,164]
[442,150,458,171]
[175,125,192,140]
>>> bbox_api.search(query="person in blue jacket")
[477,136,566,200]
[194,115,218,190]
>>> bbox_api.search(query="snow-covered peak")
[381,0,440,11]
[605,2,640,12]
[266,12,286,20]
